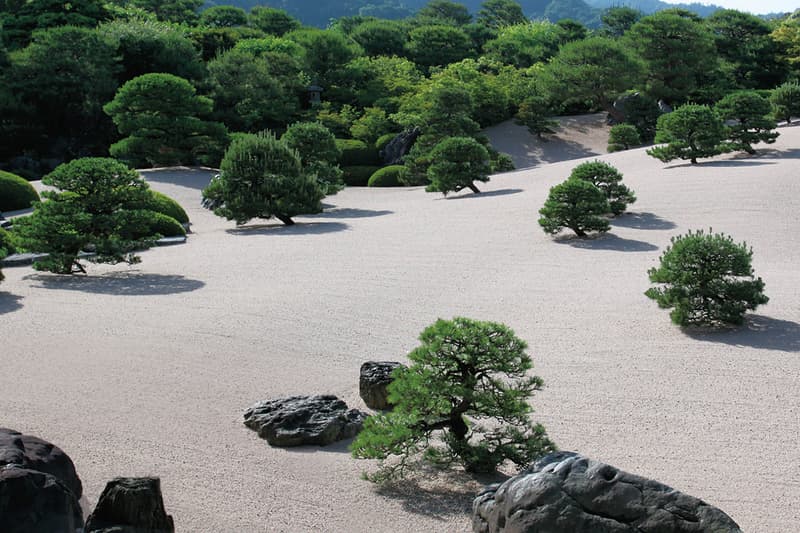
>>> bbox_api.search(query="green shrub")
[607,124,641,152]
[0,227,16,255]
[538,178,611,237]
[647,104,726,164]
[0,171,40,212]
[425,137,491,195]
[375,133,398,151]
[770,82,800,124]
[715,91,778,154]
[335,139,381,166]
[134,190,189,224]
[121,211,186,240]
[569,161,635,216]
[645,229,769,327]
[341,166,381,186]
[368,165,406,187]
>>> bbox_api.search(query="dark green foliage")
[203,132,325,226]
[335,139,381,166]
[375,133,399,151]
[121,210,185,239]
[477,0,527,29]
[770,82,800,124]
[188,26,265,61]
[104,73,228,168]
[405,24,473,68]
[12,157,155,273]
[126,0,202,24]
[714,91,779,155]
[0,170,40,211]
[248,7,301,36]
[483,21,564,68]
[368,165,406,187]
[555,19,587,43]
[618,93,661,142]
[569,161,635,216]
[417,0,472,26]
[350,20,407,57]
[607,124,641,152]
[425,136,491,195]
[516,95,557,138]
[0,227,16,255]
[342,165,381,186]
[350,108,395,144]
[199,5,247,28]
[286,28,360,87]
[600,6,641,37]
[1,0,110,49]
[351,317,555,480]
[132,190,189,225]
[647,104,726,164]
[282,122,344,195]
[538,178,610,237]
[645,229,769,327]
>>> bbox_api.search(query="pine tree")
[647,104,726,164]
[569,161,636,216]
[538,178,611,237]
[715,91,778,154]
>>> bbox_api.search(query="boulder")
[0,465,83,533]
[473,451,742,533]
[244,395,366,447]
[379,127,421,165]
[0,427,83,498]
[85,477,174,533]
[359,361,405,410]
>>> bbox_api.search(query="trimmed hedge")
[342,165,381,186]
[135,189,190,224]
[375,133,398,151]
[0,170,40,212]
[368,165,406,187]
[335,139,381,166]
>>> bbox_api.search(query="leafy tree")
[433,59,511,127]
[125,0,202,24]
[281,122,344,195]
[350,107,395,143]
[477,0,527,29]
[645,229,769,327]
[341,56,423,112]
[626,12,717,104]
[647,104,726,164]
[1,0,109,49]
[555,19,587,43]
[405,24,473,68]
[12,158,154,274]
[483,21,565,68]
[286,28,360,87]
[569,160,635,215]
[202,132,324,226]
[543,0,599,28]
[770,82,800,124]
[248,7,300,36]
[616,92,661,142]
[417,0,472,26]
[538,177,610,237]
[350,19,407,57]
[599,6,641,37]
[714,91,778,154]
[516,95,557,138]
[188,26,265,62]
[426,136,491,195]
[607,124,641,152]
[351,317,554,480]
[104,73,228,168]
[199,5,247,28]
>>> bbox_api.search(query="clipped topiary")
[539,178,611,237]
[645,229,769,327]
[647,104,726,164]
[569,161,636,216]
[335,139,381,166]
[368,165,406,187]
[133,190,189,224]
[607,124,641,152]
[121,211,186,240]
[341,166,381,187]
[715,91,779,155]
[0,170,40,212]
[425,137,491,195]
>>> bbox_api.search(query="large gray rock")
[85,477,174,533]
[380,127,421,165]
[0,427,82,498]
[473,451,742,533]
[0,465,84,533]
[359,361,405,410]
[243,395,367,447]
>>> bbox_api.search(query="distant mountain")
[584,0,721,18]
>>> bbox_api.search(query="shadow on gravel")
[226,221,348,236]
[309,208,393,219]
[611,212,676,231]
[556,233,659,252]
[26,272,205,296]
[684,314,800,352]
[0,292,23,314]
[442,188,523,200]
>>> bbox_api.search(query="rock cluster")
[359,361,405,410]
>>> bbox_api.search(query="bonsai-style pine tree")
[280,122,344,195]
[645,229,769,327]
[351,317,555,480]
[13,158,155,274]
[202,132,325,226]
[647,104,726,164]
[607,124,641,152]
[515,95,557,139]
[569,161,636,216]
[425,136,491,195]
[714,91,778,154]
[538,178,611,237]
[770,82,800,124]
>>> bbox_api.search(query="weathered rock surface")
[380,127,421,165]
[359,361,405,410]
[0,465,83,533]
[85,477,174,533]
[473,451,742,533]
[244,395,366,447]
[0,427,83,498]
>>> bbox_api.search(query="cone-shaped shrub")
[569,161,636,216]
[539,178,610,237]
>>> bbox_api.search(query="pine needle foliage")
[425,137,491,195]
[714,91,779,155]
[569,161,636,216]
[647,104,726,164]
[538,178,610,237]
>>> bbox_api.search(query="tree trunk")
[573,227,587,238]
[690,157,697,164]
[276,214,295,226]
[468,183,480,194]
[449,415,468,441]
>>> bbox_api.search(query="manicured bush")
[123,211,186,240]
[335,139,381,166]
[0,170,40,212]
[538,178,611,237]
[607,124,641,152]
[715,91,778,154]
[426,137,491,195]
[569,161,636,216]
[351,317,554,480]
[368,165,406,187]
[134,190,189,224]
[647,104,726,164]
[342,166,381,186]
[375,133,398,152]
[645,229,769,327]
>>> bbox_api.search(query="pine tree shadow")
[683,314,800,352]
[226,222,348,236]
[555,233,659,252]
[442,188,523,200]
[611,212,676,230]
[308,208,393,219]
[664,160,776,169]
[26,272,205,296]
[0,292,23,315]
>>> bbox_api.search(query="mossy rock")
[0,170,40,212]
[342,166,381,186]
[335,139,380,166]
[368,165,406,187]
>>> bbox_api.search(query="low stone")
[0,427,83,498]
[244,395,366,447]
[0,465,83,533]
[473,451,742,533]
[359,361,405,410]
[85,477,174,533]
